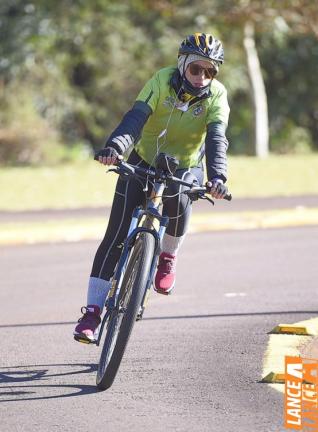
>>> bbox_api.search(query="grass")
[227,154,318,197]
[0,154,318,211]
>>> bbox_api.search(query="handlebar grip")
[94,151,123,164]
[205,182,232,201]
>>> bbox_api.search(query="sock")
[87,277,111,312]
[161,233,185,256]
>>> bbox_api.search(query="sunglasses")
[188,63,216,79]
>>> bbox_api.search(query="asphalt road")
[1,226,318,432]
[1,194,318,222]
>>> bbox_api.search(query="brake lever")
[201,195,215,205]
[107,162,135,177]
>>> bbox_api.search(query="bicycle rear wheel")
[96,232,155,390]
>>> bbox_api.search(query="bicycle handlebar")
[96,156,232,202]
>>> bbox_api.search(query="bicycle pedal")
[136,305,145,321]
[136,312,143,321]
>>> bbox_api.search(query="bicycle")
[80,152,231,390]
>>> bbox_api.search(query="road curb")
[262,317,318,393]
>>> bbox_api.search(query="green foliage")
[0,1,318,165]
[270,120,313,154]
[0,81,91,165]
[260,33,318,151]
[0,84,60,165]
[227,91,253,155]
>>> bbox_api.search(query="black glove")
[207,178,228,199]
[94,147,121,165]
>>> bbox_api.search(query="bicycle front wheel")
[96,232,155,390]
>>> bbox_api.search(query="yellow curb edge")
[262,317,318,394]
[1,207,318,246]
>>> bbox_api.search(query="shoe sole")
[154,285,174,295]
[73,332,97,344]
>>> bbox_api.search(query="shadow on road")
[1,310,317,329]
[143,310,318,321]
[0,363,99,402]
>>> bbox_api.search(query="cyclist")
[74,33,230,342]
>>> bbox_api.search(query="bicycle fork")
[137,212,169,320]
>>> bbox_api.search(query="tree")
[243,21,269,157]
[1,0,318,165]
[204,0,279,157]
[277,0,318,38]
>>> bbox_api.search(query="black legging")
[91,149,204,280]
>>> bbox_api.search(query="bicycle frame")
[95,180,169,346]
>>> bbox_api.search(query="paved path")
[1,195,318,222]
[1,226,318,431]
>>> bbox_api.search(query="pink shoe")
[155,252,176,295]
[74,305,101,343]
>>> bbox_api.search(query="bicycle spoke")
[96,233,155,390]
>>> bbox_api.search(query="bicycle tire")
[96,231,155,390]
